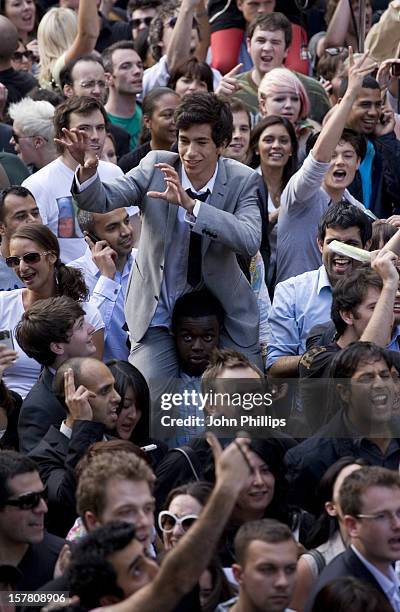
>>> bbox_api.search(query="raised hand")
[347,47,378,97]
[376,58,400,91]
[374,103,395,137]
[64,368,95,426]
[215,63,242,98]
[371,249,399,287]
[207,432,255,495]
[54,127,98,168]
[147,163,195,212]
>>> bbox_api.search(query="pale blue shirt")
[351,545,400,612]
[151,163,219,329]
[69,248,136,361]
[266,265,333,369]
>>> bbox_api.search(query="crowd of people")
[0,0,400,610]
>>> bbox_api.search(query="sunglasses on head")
[5,251,51,268]
[13,50,34,61]
[130,16,153,28]
[158,510,198,533]
[6,488,47,510]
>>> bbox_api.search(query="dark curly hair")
[10,224,88,302]
[175,92,233,148]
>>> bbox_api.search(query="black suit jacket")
[305,547,390,611]
[29,421,106,536]
[18,367,66,453]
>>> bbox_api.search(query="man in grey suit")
[62,92,262,394]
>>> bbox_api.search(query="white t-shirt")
[0,289,104,399]
[22,158,125,263]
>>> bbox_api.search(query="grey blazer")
[72,150,262,346]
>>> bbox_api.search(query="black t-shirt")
[17,531,65,591]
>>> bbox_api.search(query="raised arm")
[312,49,377,162]
[360,250,399,346]
[63,0,100,66]
[166,0,200,74]
[107,435,256,612]
[318,0,354,55]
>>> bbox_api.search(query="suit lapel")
[202,159,227,255]
[163,158,181,255]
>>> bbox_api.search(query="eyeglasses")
[158,510,198,533]
[79,80,107,90]
[6,488,47,510]
[356,509,400,525]
[130,16,153,28]
[12,50,34,61]
[5,251,52,268]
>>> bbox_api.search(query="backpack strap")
[307,548,326,574]
[171,445,201,481]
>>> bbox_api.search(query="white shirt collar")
[180,161,219,195]
[317,265,332,294]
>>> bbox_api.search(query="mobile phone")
[391,63,400,77]
[84,231,100,244]
[0,330,14,350]
[380,113,386,125]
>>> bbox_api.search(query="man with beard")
[69,207,137,361]
[276,49,375,284]
[267,201,372,377]
[286,343,400,515]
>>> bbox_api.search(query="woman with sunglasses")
[11,40,34,74]
[159,482,235,612]
[106,360,167,468]
[0,224,104,399]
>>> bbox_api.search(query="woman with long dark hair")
[107,359,167,468]
[250,115,298,292]
[0,224,103,398]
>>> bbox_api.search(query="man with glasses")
[305,466,400,612]
[60,55,131,160]
[0,451,64,590]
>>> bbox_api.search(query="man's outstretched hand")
[147,163,196,214]
[54,128,99,179]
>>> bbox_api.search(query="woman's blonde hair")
[37,7,77,89]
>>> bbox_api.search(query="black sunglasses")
[5,251,51,268]
[6,488,47,510]
[13,50,34,61]
[130,16,153,28]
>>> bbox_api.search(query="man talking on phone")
[69,208,137,361]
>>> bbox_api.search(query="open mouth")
[332,257,351,273]
[20,272,36,283]
[260,54,273,63]
[269,152,284,160]
[332,170,347,181]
